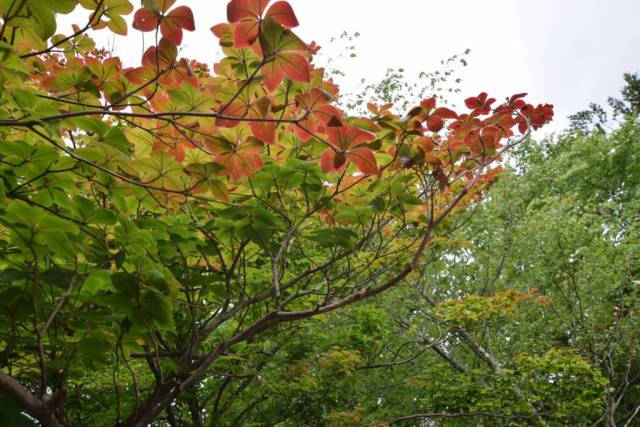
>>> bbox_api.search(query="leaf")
[320,148,338,174]
[347,147,378,175]
[132,8,159,31]
[265,1,298,28]
[28,0,57,40]
[233,19,261,48]
[91,208,118,226]
[259,18,309,91]
[227,0,298,47]
[249,96,276,145]
[107,13,128,35]
[160,6,195,45]
[206,127,265,180]
[143,0,176,13]
[426,114,444,132]
[84,270,113,294]
[142,38,177,69]
[141,291,174,329]
[227,0,269,23]
[326,126,375,150]
[78,333,111,365]
[306,228,357,250]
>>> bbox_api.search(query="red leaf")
[432,107,457,119]
[209,138,264,180]
[219,152,264,180]
[293,89,342,141]
[227,0,269,22]
[261,61,285,92]
[124,66,155,84]
[415,136,435,153]
[168,6,195,31]
[333,152,347,170]
[326,126,374,150]
[426,115,444,132]
[348,147,378,175]
[160,6,195,45]
[260,51,309,91]
[315,104,342,127]
[133,8,159,32]
[464,96,480,109]
[215,100,249,128]
[250,121,276,145]
[294,120,318,142]
[530,104,554,129]
[420,97,436,113]
[249,97,276,144]
[141,38,177,69]
[233,19,260,48]
[265,1,298,28]
[320,148,336,173]
[517,120,528,134]
[509,92,527,103]
[211,23,233,44]
[279,51,309,83]
[465,92,495,114]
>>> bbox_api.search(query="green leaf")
[141,291,174,329]
[91,208,118,225]
[84,270,112,294]
[78,333,112,365]
[306,228,357,250]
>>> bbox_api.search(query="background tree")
[185,77,640,426]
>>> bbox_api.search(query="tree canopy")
[18,1,640,427]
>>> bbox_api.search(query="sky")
[59,0,640,134]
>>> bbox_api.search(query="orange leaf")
[261,51,309,91]
[249,97,276,144]
[347,147,378,175]
[161,6,195,45]
[215,100,250,128]
[320,148,337,173]
[227,0,269,22]
[233,19,260,48]
[142,38,177,69]
[326,126,375,150]
[133,8,159,31]
[265,1,298,28]
[426,115,444,132]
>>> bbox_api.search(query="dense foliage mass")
[12,0,635,426]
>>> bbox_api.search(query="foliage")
[0,1,554,426]
[156,79,640,426]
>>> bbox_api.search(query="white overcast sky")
[59,0,640,134]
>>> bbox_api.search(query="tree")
[0,1,553,426]
[203,78,638,426]
[568,72,640,134]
